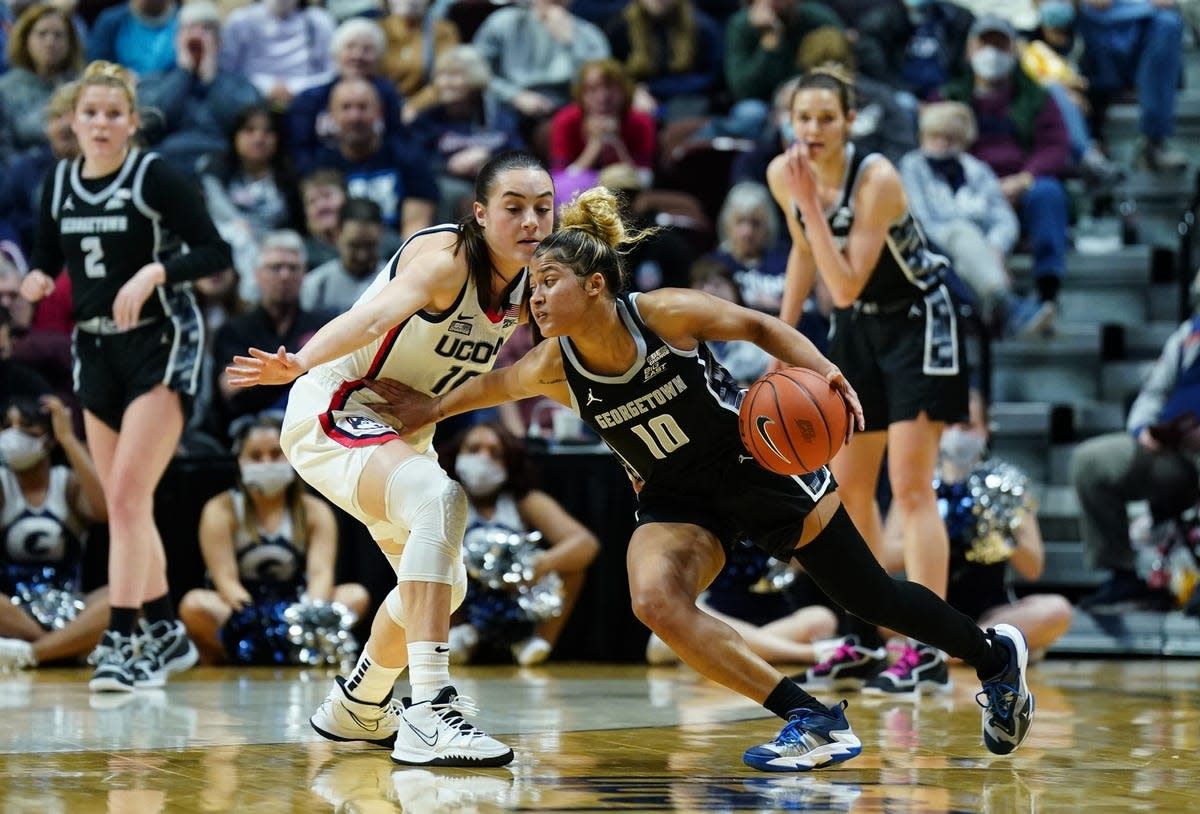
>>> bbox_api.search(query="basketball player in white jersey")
[226,152,553,767]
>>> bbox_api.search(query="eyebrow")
[500,190,555,200]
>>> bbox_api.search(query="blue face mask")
[1040,0,1075,29]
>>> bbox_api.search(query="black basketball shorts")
[71,291,204,431]
[634,453,837,561]
[828,284,969,433]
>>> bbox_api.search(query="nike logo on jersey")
[455,312,474,320]
[406,719,439,747]
[755,416,791,464]
[586,389,602,406]
[104,196,126,211]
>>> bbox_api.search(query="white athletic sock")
[408,641,451,703]
[343,650,403,704]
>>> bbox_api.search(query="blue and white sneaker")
[743,701,862,772]
[977,624,1035,755]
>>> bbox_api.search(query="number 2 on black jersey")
[80,236,107,279]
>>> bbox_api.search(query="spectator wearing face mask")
[178,414,369,664]
[441,421,600,666]
[900,101,1052,338]
[0,396,108,671]
[942,15,1071,338]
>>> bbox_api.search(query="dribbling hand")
[363,378,437,432]
[226,346,306,388]
[826,367,865,443]
[18,270,55,303]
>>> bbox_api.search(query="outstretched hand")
[363,378,438,433]
[225,346,306,388]
[826,367,865,444]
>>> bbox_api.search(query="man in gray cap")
[941,12,1071,338]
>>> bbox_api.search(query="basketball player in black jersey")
[768,68,971,693]
[20,61,231,692]
[371,187,1035,770]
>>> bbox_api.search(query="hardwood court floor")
[1,660,1197,813]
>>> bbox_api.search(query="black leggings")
[792,506,1002,677]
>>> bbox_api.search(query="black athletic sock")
[108,606,139,637]
[142,593,175,625]
[1035,274,1060,304]
[792,506,1004,676]
[764,677,830,720]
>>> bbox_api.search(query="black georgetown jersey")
[820,143,949,306]
[33,149,231,321]
[559,293,831,502]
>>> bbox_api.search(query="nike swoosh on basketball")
[407,720,439,747]
[755,416,791,463]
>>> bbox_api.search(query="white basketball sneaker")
[392,686,514,767]
[310,675,404,747]
[0,637,35,671]
[390,768,517,811]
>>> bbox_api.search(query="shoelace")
[87,639,130,667]
[820,641,860,669]
[886,647,922,676]
[976,681,1017,725]
[431,694,483,741]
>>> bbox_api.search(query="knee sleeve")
[383,559,468,627]
[383,455,468,587]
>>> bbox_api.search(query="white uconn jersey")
[311,225,526,453]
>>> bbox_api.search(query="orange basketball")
[738,367,850,475]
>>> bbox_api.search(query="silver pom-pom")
[463,529,565,623]
[282,600,360,668]
[10,585,86,631]
[961,460,1037,565]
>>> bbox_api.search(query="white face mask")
[0,428,48,471]
[241,461,295,497]
[456,452,507,497]
[971,46,1015,82]
[940,427,987,470]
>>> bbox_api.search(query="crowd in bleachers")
[3,0,1200,672]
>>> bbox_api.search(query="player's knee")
[630,584,687,633]
[384,456,468,542]
[889,477,935,515]
[1041,594,1075,632]
[385,457,468,586]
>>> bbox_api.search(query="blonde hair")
[45,80,78,119]
[70,60,137,112]
[535,187,655,298]
[919,101,977,146]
